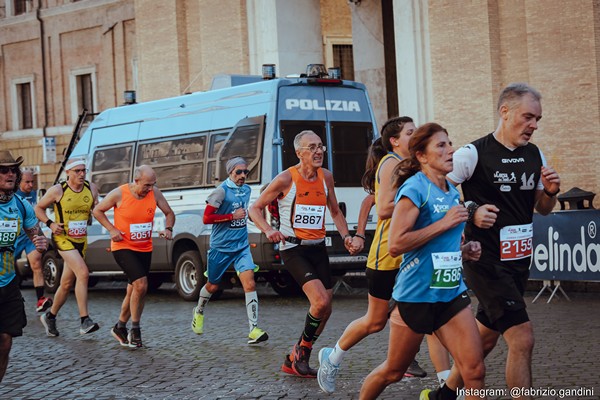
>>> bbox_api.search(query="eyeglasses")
[0,166,18,174]
[71,168,88,174]
[235,169,250,175]
[299,144,326,153]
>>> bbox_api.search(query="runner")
[248,130,361,378]
[191,156,268,345]
[35,158,100,337]
[93,165,175,348]
[0,151,48,382]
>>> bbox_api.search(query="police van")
[42,65,378,300]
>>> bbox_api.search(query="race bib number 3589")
[0,220,18,247]
[500,223,533,261]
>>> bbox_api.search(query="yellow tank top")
[53,181,94,243]
[366,153,403,271]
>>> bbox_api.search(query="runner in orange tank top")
[249,130,363,378]
[93,165,175,348]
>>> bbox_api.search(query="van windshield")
[279,121,373,187]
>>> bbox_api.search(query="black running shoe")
[405,359,427,378]
[291,344,317,378]
[128,328,143,348]
[111,324,129,347]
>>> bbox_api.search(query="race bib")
[130,222,153,241]
[230,216,247,229]
[500,223,533,261]
[293,204,325,230]
[67,220,87,238]
[430,251,462,289]
[0,220,19,247]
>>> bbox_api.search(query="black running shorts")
[280,243,332,289]
[365,268,398,300]
[112,249,152,284]
[463,259,530,333]
[0,277,27,337]
[395,291,471,334]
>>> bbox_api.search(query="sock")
[439,383,457,400]
[80,316,89,324]
[312,334,319,344]
[35,286,44,299]
[196,285,212,314]
[437,370,451,386]
[245,291,258,331]
[328,341,347,366]
[117,320,127,329]
[132,321,140,329]
[48,312,56,319]
[299,312,322,346]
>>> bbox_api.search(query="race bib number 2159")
[500,223,533,261]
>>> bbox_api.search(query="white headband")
[66,160,86,170]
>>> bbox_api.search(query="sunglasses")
[0,166,19,174]
[235,169,250,175]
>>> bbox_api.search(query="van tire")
[175,250,204,301]
[42,251,63,294]
[268,270,302,297]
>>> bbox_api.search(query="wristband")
[165,227,173,232]
[544,188,560,197]
[355,233,366,241]
[45,219,54,228]
[464,201,479,223]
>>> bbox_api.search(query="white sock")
[197,285,212,314]
[328,341,347,366]
[245,291,258,332]
[437,369,451,386]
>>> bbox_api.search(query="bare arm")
[248,171,292,243]
[535,165,560,215]
[92,187,124,242]
[356,194,374,236]
[388,198,468,257]
[34,184,64,235]
[376,157,400,220]
[155,188,175,240]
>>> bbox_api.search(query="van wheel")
[268,270,302,297]
[42,251,63,294]
[175,250,204,301]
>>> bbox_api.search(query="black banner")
[530,210,600,281]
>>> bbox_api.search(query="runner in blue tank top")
[191,156,269,345]
[359,123,485,400]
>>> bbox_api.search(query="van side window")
[330,122,373,187]
[206,131,229,185]
[136,135,206,190]
[91,145,133,194]
[216,123,264,183]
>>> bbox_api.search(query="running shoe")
[80,317,100,335]
[291,343,317,378]
[128,328,143,348]
[191,307,204,335]
[317,347,340,393]
[247,327,269,344]
[111,324,129,347]
[36,296,53,313]
[40,312,59,337]
[405,359,427,378]
[281,353,294,375]
[420,389,434,400]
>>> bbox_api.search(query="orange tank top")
[111,184,156,252]
[278,167,328,241]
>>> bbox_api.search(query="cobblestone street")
[1,281,598,399]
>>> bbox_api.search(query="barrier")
[530,209,600,302]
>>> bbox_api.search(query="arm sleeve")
[447,144,478,184]
[203,204,233,224]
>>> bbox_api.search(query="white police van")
[42,66,378,300]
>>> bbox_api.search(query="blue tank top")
[207,179,251,252]
[0,196,38,287]
[392,172,467,303]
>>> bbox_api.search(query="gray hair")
[293,130,317,151]
[497,82,542,112]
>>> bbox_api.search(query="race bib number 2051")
[130,222,153,241]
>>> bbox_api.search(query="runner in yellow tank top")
[35,158,100,337]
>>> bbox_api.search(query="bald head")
[19,170,35,194]
[132,165,157,198]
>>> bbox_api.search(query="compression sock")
[245,291,258,331]
[196,285,212,314]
